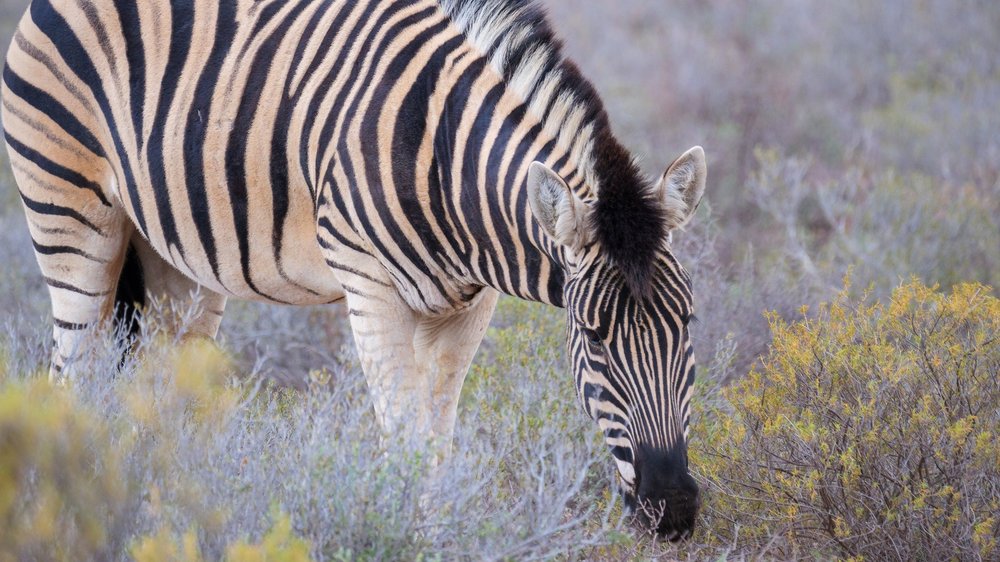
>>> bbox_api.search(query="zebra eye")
[582,328,603,349]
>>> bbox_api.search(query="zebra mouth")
[634,496,699,541]
[619,473,699,541]
[627,498,697,541]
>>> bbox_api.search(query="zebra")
[2,0,707,538]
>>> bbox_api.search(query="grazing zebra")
[2,0,707,538]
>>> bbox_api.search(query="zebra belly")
[122,170,346,307]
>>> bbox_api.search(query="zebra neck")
[429,66,571,308]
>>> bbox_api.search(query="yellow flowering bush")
[130,508,312,562]
[695,280,1000,559]
[0,379,132,560]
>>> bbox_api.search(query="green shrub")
[696,280,1000,560]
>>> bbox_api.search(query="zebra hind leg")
[13,178,135,379]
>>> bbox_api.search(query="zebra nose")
[633,446,700,540]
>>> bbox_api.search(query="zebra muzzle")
[629,444,700,540]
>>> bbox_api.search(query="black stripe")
[35,225,72,235]
[2,66,106,158]
[115,0,147,149]
[341,284,377,300]
[317,216,368,255]
[4,132,110,206]
[32,239,104,262]
[317,174,364,257]
[225,0,311,303]
[583,381,607,404]
[249,0,286,37]
[430,58,488,265]
[19,193,103,233]
[609,444,633,464]
[182,0,238,286]
[145,0,198,261]
[288,0,339,101]
[485,104,526,227]
[387,34,465,279]
[677,354,695,396]
[54,317,90,330]
[267,1,322,295]
[44,276,110,297]
[300,0,376,191]
[323,258,393,287]
[268,2,341,297]
[79,0,119,78]
[460,83,508,287]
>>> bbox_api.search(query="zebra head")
[527,146,707,540]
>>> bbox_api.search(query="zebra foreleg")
[414,288,499,453]
[337,260,435,444]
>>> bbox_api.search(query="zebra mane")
[438,0,674,300]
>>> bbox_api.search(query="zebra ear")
[527,162,589,249]
[656,146,707,230]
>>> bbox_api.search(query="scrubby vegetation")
[696,280,1000,560]
[0,308,625,561]
[3,282,996,560]
[1,0,998,559]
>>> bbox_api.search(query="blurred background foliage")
[0,0,998,559]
